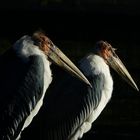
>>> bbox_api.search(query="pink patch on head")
[97,41,113,61]
[32,32,54,55]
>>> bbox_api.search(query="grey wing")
[0,51,45,140]
[37,71,105,140]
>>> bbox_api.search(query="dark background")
[0,0,140,140]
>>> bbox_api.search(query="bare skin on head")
[96,40,116,62]
[32,31,92,87]
[32,32,53,55]
[96,40,139,91]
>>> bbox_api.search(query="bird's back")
[17,54,113,140]
[0,48,45,139]
[35,54,113,140]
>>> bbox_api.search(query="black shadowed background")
[0,0,140,140]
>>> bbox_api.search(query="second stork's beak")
[32,32,91,87]
[98,42,139,91]
[108,53,139,91]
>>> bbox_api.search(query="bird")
[0,31,91,140]
[37,40,139,140]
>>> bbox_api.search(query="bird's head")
[94,40,139,91]
[31,31,91,86]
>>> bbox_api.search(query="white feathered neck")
[71,54,113,140]
[79,54,110,77]
[13,35,53,140]
[79,53,113,102]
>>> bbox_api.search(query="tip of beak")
[135,86,139,92]
[88,83,92,88]
[129,78,139,92]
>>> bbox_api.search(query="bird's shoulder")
[32,70,105,140]
[0,48,45,139]
[0,48,45,102]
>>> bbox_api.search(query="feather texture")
[0,36,52,140]
[33,54,113,140]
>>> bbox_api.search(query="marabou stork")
[0,31,91,140]
[39,41,139,140]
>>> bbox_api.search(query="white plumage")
[13,35,53,140]
[38,40,138,140]
[71,54,113,140]
[0,32,89,140]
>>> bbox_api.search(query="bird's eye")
[48,41,56,49]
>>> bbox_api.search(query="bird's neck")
[42,56,52,93]
[13,35,52,91]
[79,54,113,96]
[79,54,110,77]
[13,35,44,62]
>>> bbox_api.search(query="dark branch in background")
[0,0,140,14]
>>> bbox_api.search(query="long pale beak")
[107,53,139,91]
[48,45,92,87]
